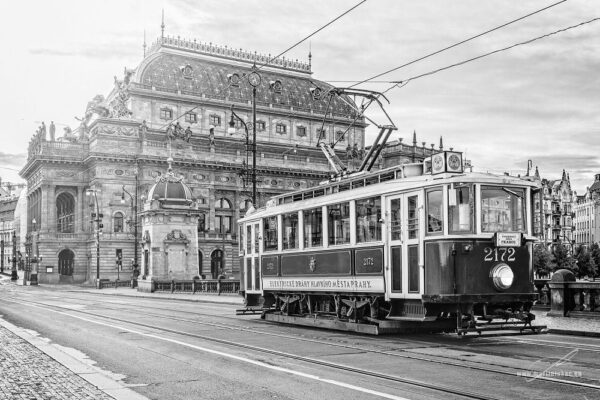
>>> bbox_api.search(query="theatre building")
[19,34,369,284]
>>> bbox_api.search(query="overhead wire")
[387,17,600,92]
[348,0,567,88]
[257,0,367,71]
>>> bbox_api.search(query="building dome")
[147,158,193,204]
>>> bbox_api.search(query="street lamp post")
[29,218,41,285]
[228,66,261,207]
[86,189,102,286]
[11,230,17,280]
[121,181,139,280]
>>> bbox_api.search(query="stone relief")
[95,124,136,136]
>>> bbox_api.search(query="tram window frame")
[356,196,382,243]
[449,184,473,234]
[282,212,299,250]
[480,185,526,233]
[303,207,323,248]
[327,202,351,246]
[426,188,444,235]
[263,216,278,252]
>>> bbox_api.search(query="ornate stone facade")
[19,35,367,283]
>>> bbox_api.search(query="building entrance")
[210,249,222,279]
[58,249,74,276]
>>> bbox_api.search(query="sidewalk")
[54,284,245,306]
[0,318,148,400]
[532,310,600,337]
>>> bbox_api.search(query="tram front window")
[481,186,525,232]
[356,197,382,243]
[449,184,473,233]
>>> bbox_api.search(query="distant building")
[539,170,574,249]
[0,180,25,272]
[573,174,600,247]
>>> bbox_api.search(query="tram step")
[457,324,547,335]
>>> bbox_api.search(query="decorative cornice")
[147,36,311,74]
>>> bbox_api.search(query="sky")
[0,0,598,193]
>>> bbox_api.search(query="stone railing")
[97,279,132,289]
[29,140,88,161]
[149,278,240,295]
[547,269,600,317]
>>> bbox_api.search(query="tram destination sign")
[494,232,522,247]
[263,277,384,292]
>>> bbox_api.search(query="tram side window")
[263,216,278,251]
[481,186,525,232]
[328,202,350,245]
[356,197,382,243]
[246,225,252,254]
[303,207,323,248]
[282,212,299,250]
[426,189,443,234]
[449,185,473,233]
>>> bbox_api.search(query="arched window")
[216,197,231,209]
[56,193,75,233]
[113,212,124,233]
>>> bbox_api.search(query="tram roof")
[241,163,540,222]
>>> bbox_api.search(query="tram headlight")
[490,263,514,290]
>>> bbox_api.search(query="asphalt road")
[1,284,599,400]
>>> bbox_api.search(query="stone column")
[75,187,84,233]
[46,185,56,233]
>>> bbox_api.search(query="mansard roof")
[132,36,356,118]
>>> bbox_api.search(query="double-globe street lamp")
[86,188,102,285]
[227,66,261,206]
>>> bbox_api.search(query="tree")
[551,243,577,273]
[589,243,600,281]
[575,246,597,279]
[533,244,552,278]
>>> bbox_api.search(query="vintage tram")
[238,151,543,334]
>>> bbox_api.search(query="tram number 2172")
[483,247,516,262]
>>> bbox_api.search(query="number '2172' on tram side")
[238,151,542,334]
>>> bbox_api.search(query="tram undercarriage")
[242,292,546,335]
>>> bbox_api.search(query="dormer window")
[160,108,173,120]
[185,112,197,123]
[276,124,287,134]
[209,114,221,126]
[270,79,283,93]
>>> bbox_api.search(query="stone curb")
[0,318,150,400]
[65,288,243,306]
[547,328,600,338]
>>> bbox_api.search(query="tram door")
[386,191,422,298]
[244,222,261,293]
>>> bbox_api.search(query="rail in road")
[2,291,599,400]
[22,291,600,390]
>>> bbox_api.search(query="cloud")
[0,152,26,169]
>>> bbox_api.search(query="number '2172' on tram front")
[238,151,542,334]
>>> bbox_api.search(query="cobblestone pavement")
[0,326,115,400]
[532,310,600,335]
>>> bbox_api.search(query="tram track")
[3,294,600,399]
[20,291,600,382]
[0,296,512,400]
[6,291,600,390]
